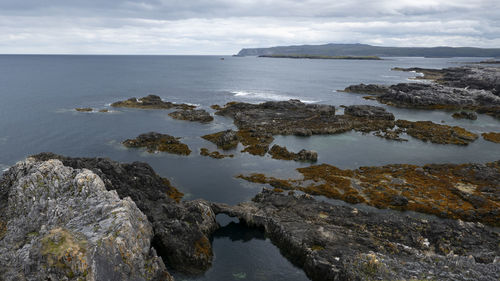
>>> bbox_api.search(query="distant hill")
[236,43,500,58]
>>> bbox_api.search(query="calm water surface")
[0,55,499,280]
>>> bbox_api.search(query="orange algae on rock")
[395,120,478,145]
[238,161,500,226]
[200,148,233,159]
[482,132,500,143]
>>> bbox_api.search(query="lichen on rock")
[0,158,171,281]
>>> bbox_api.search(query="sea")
[0,55,499,280]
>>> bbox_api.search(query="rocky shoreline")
[2,156,499,281]
[111,95,196,110]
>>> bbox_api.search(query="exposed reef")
[238,161,500,226]
[343,66,500,118]
[0,157,171,281]
[482,132,500,143]
[268,145,318,162]
[168,109,214,123]
[111,95,196,110]
[75,107,93,112]
[210,100,478,146]
[31,153,218,275]
[123,132,192,155]
[200,148,234,159]
[212,189,500,281]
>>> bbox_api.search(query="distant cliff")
[236,43,500,58]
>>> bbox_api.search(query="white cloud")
[0,0,498,54]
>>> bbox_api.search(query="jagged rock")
[0,158,171,281]
[168,109,214,123]
[212,189,500,281]
[343,105,395,120]
[268,145,317,162]
[452,111,478,120]
[123,132,192,155]
[111,95,195,110]
[342,83,389,95]
[202,129,240,150]
[31,153,218,275]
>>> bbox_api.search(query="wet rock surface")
[123,132,192,155]
[395,120,478,145]
[238,161,500,226]
[268,145,318,162]
[212,189,500,281]
[0,158,171,281]
[111,95,196,110]
[168,109,214,123]
[31,153,218,276]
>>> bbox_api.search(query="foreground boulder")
[0,158,171,281]
[31,153,218,275]
[168,109,214,123]
[239,161,500,226]
[212,189,500,281]
[111,95,195,110]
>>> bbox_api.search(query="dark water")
[0,55,499,280]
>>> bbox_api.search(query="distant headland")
[258,54,382,60]
[236,43,500,58]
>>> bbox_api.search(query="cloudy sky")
[1,0,499,54]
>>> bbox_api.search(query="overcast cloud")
[0,0,498,54]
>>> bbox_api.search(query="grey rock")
[0,158,171,281]
[452,111,478,120]
[212,189,500,281]
[344,105,395,120]
[168,109,214,123]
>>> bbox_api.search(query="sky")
[0,0,499,54]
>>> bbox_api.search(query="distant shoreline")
[258,54,382,60]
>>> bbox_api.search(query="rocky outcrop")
[238,161,500,226]
[342,83,389,95]
[452,111,478,120]
[0,158,171,281]
[482,132,500,143]
[111,95,196,110]
[210,100,477,146]
[200,148,234,159]
[75,107,93,112]
[168,109,214,123]
[212,189,500,281]
[31,153,218,275]
[123,132,192,155]
[202,129,240,150]
[268,145,318,162]
[393,66,500,96]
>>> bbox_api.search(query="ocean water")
[0,55,499,280]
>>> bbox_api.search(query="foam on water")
[231,90,317,103]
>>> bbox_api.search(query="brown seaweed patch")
[238,161,500,226]
[395,120,478,145]
[123,132,191,155]
[237,130,274,156]
[482,132,500,143]
[162,178,184,202]
[200,148,234,159]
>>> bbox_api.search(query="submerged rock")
[200,148,234,159]
[111,95,196,110]
[31,153,218,275]
[168,109,214,123]
[212,189,500,281]
[0,158,171,281]
[238,161,500,226]
[452,111,478,120]
[268,145,318,162]
[123,132,192,155]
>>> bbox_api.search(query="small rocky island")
[111,95,196,110]
[123,132,192,155]
[168,109,214,122]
